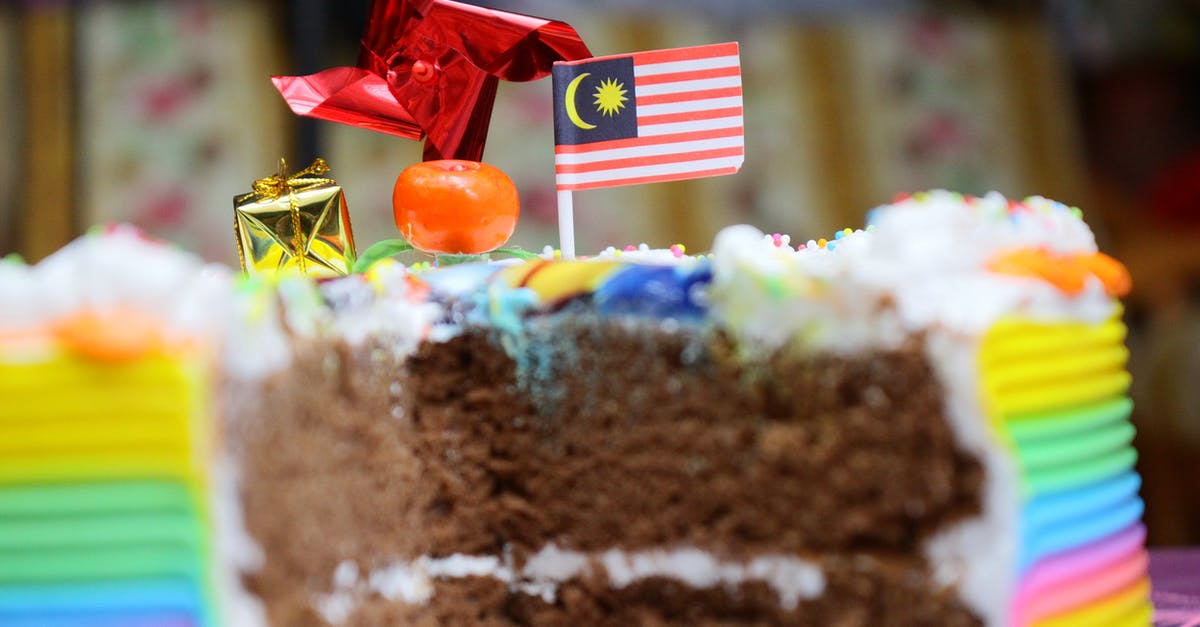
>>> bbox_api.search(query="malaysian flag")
[551,42,743,191]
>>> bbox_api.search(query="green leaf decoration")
[492,247,541,261]
[351,238,414,274]
[434,253,486,267]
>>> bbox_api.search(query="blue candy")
[593,262,712,319]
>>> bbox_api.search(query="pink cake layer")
[1013,522,1147,625]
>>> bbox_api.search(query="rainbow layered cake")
[0,228,230,627]
[2,191,1148,626]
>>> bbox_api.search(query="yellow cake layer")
[1032,578,1150,627]
[984,344,1128,392]
[0,451,205,485]
[991,372,1130,418]
[0,356,204,424]
[0,352,211,484]
[0,353,197,388]
[982,314,1130,421]
[0,416,193,454]
[982,316,1126,365]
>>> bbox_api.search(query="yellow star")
[593,77,628,117]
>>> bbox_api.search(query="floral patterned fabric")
[78,1,287,262]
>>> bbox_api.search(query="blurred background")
[2,0,1199,544]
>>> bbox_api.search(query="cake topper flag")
[551,42,744,258]
[272,0,591,161]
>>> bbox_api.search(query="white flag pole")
[557,189,576,260]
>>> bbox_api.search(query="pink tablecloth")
[1153,548,1200,626]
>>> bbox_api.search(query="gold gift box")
[234,158,357,277]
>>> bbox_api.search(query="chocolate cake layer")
[400,318,982,558]
[228,317,983,624]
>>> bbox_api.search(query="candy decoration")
[594,263,713,320]
[498,260,623,306]
[988,248,1132,297]
[53,309,169,363]
[1081,253,1133,298]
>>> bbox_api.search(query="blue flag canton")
[552,56,638,146]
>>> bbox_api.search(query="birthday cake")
[0,0,1151,623]
[0,190,1147,625]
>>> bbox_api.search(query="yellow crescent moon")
[565,73,596,130]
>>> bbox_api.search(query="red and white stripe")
[555,42,744,191]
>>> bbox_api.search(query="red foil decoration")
[272,0,591,161]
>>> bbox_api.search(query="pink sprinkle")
[771,234,783,247]
[798,244,807,251]
[670,244,684,258]
[624,245,636,252]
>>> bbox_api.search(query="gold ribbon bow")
[247,158,335,273]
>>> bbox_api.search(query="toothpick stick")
[557,189,576,260]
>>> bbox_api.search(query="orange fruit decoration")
[392,159,519,255]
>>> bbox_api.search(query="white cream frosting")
[922,331,1018,626]
[222,261,442,381]
[211,457,269,627]
[590,243,698,265]
[709,191,1116,356]
[0,258,45,332]
[320,265,442,355]
[0,226,233,341]
[314,546,825,624]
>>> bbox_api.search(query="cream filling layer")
[922,330,1017,626]
[316,545,826,624]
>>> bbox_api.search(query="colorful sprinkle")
[624,245,637,252]
[669,244,686,258]
[817,238,828,248]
